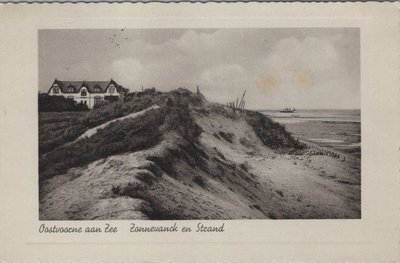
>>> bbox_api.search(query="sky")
[39,28,360,109]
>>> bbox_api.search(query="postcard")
[0,2,399,262]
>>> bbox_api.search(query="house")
[48,79,125,109]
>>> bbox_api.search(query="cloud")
[245,35,360,109]
[199,64,248,101]
[251,37,342,100]
[256,72,281,94]
[174,30,214,52]
[259,36,341,84]
[112,58,143,85]
[40,28,359,109]
[200,64,245,84]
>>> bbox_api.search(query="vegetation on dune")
[218,131,234,143]
[39,89,164,155]
[39,87,306,182]
[39,87,361,220]
[244,110,306,151]
[193,101,305,152]
[39,112,88,155]
[39,91,204,181]
[39,88,205,155]
[39,94,89,112]
[193,175,207,189]
[39,109,163,181]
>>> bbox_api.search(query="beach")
[262,109,361,158]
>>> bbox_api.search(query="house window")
[81,90,87,96]
[53,86,60,93]
[67,96,74,100]
[94,96,102,105]
[68,87,74,93]
[108,86,116,93]
[94,87,101,93]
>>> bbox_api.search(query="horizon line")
[251,108,361,111]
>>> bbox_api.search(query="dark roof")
[50,79,122,94]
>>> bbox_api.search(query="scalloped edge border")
[0,0,397,4]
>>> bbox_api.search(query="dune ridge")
[39,88,360,220]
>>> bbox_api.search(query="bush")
[161,99,202,141]
[92,100,110,110]
[218,131,234,143]
[244,110,305,151]
[193,175,207,188]
[39,112,87,154]
[39,91,167,155]
[39,109,165,181]
[39,88,206,180]
[39,93,88,112]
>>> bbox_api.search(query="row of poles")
[227,90,246,112]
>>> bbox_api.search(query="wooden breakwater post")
[227,90,246,112]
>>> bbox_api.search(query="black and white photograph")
[38,28,361,220]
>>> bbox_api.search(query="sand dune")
[75,105,160,141]
[40,96,360,220]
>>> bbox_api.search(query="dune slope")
[39,89,360,220]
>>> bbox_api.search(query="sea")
[259,109,361,156]
[259,109,361,124]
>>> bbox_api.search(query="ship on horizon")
[280,107,296,113]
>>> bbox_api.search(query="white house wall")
[48,85,120,109]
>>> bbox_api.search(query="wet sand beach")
[262,109,361,158]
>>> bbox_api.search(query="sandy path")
[75,105,160,141]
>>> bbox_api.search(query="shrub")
[39,88,206,180]
[193,175,207,189]
[160,99,202,141]
[39,109,164,181]
[244,110,305,151]
[218,131,234,143]
[39,112,87,154]
[39,91,167,155]
[39,93,88,112]
[92,100,110,110]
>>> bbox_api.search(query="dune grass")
[39,87,306,182]
[39,108,164,181]
[39,91,204,181]
[39,112,88,154]
[244,110,306,151]
[39,88,205,155]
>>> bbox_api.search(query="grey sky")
[39,28,360,109]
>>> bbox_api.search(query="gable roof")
[49,79,122,94]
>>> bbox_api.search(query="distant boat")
[280,107,296,113]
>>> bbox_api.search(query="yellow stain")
[256,73,281,93]
[292,69,314,90]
